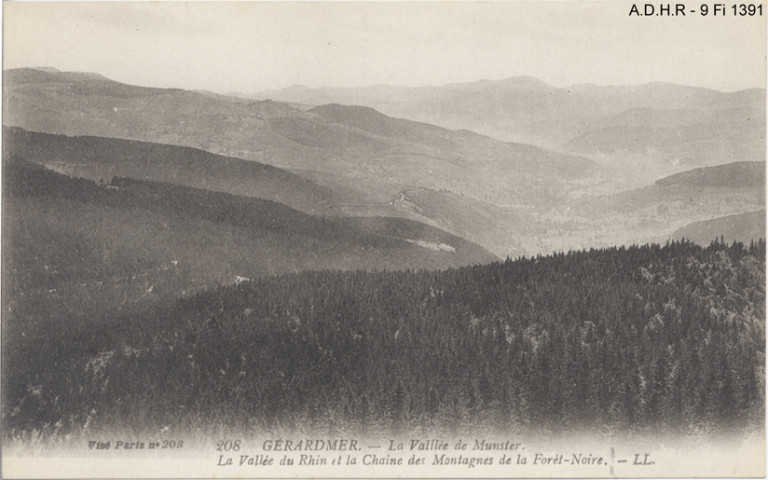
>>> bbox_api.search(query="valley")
[5,68,764,260]
[254,78,765,180]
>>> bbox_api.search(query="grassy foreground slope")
[4,240,763,438]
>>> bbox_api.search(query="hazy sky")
[4,2,766,93]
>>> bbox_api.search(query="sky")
[3,1,767,93]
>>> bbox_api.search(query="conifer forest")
[4,238,764,437]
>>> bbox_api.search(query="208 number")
[216,439,241,451]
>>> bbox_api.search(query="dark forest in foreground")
[3,240,764,438]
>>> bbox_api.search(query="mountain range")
[4,67,765,262]
[5,68,601,257]
[254,77,765,182]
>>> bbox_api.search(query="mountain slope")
[655,161,765,188]
[5,240,764,435]
[544,162,765,252]
[563,108,765,178]
[3,127,340,215]
[3,158,497,321]
[6,68,763,259]
[4,68,595,189]
[4,68,600,257]
[4,68,301,157]
[255,78,766,173]
[670,210,766,245]
[308,103,595,178]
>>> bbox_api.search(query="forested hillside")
[3,127,340,215]
[672,210,766,246]
[2,158,495,322]
[655,162,765,188]
[4,241,763,437]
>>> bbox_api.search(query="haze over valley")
[254,78,765,179]
[5,68,764,261]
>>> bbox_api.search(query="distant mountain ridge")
[254,76,766,170]
[4,67,602,258]
[6,67,112,84]
[555,161,765,252]
[3,67,598,184]
[4,68,764,258]
[655,162,765,188]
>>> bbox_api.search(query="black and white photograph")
[1,1,766,477]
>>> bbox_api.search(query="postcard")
[2,1,765,477]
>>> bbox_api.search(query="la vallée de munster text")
[214,438,608,469]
